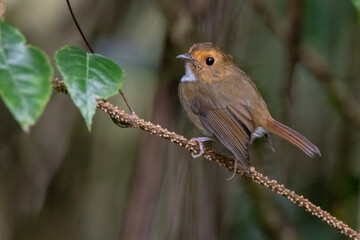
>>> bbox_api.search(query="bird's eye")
[205,57,214,66]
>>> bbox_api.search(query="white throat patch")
[180,65,197,82]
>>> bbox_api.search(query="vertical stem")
[282,0,302,105]
[0,0,6,20]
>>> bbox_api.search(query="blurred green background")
[1,0,360,239]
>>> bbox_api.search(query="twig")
[299,48,360,130]
[0,0,5,20]
[251,0,285,39]
[52,78,360,239]
[118,89,135,114]
[251,0,360,131]
[283,0,302,103]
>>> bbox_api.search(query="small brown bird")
[177,42,320,176]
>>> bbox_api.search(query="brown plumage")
[177,42,320,173]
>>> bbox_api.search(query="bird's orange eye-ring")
[205,57,214,66]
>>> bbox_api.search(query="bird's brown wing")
[197,103,255,169]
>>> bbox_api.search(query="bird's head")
[177,42,234,83]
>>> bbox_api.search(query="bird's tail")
[264,119,321,157]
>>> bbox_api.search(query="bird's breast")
[178,81,213,136]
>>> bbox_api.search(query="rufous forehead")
[190,49,221,61]
[186,43,233,62]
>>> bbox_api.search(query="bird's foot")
[190,137,213,158]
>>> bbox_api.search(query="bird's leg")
[190,137,213,158]
[251,127,275,153]
[226,159,238,181]
[264,133,275,153]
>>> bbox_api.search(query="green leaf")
[55,46,124,131]
[352,0,360,24]
[0,21,53,132]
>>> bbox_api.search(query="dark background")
[1,0,360,239]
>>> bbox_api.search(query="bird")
[177,42,320,178]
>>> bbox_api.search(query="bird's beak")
[176,53,193,62]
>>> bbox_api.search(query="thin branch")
[118,89,135,114]
[52,78,360,239]
[252,0,360,131]
[283,0,302,103]
[299,48,360,130]
[66,0,94,53]
[251,0,286,39]
[0,0,5,20]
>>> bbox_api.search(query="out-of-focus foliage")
[352,0,360,23]
[0,0,359,240]
[0,21,52,131]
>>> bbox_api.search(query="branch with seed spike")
[53,78,360,240]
